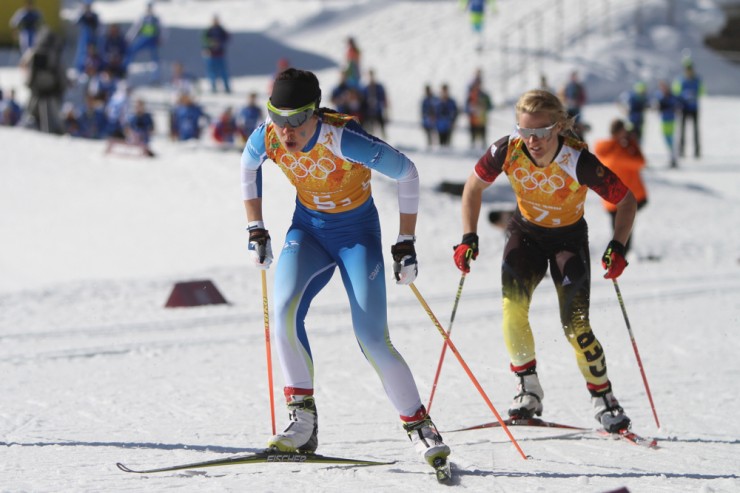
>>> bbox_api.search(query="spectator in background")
[362,69,388,138]
[559,70,586,123]
[621,81,648,143]
[81,43,105,76]
[104,81,131,139]
[62,102,84,137]
[465,79,493,149]
[212,106,237,147]
[593,119,647,255]
[125,98,155,156]
[330,71,352,113]
[463,0,493,50]
[79,94,107,139]
[202,15,231,94]
[344,37,361,88]
[237,92,263,143]
[435,83,458,148]
[125,1,163,83]
[342,87,366,123]
[420,84,438,149]
[559,71,588,139]
[74,0,100,74]
[172,92,209,141]
[86,67,117,104]
[539,74,554,94]
[9,0,43,55]
[655,79,680,168]
[21,26,67,134]
[167,61,198,139]
[100,24,128,79]
[674,61,703,158]
[268,57,290,94]
[167,61,198,102]
[1,89,23,126]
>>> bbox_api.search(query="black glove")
[391,239,418,285]
[248,227,273,269]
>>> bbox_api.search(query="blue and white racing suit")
[240,110,424,417]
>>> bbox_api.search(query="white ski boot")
[508,371,544,419]
[267,396,318,452]
[592,391,631,433]
[403,415,451,466]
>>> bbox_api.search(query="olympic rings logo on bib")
[279,154,337,180]
[512,167,565,193]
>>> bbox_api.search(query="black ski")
[447,417,659,449]
[447,416,589,433]
[117,449,395,474]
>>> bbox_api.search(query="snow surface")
[1,1,740,492]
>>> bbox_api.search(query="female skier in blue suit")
[240,68,450,470]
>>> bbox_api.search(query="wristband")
[248,220,265,231]
[397,234,416,243]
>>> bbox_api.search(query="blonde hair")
[515,89,576,137]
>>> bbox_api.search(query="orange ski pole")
[409,283,528,460]
[261,270,276,435]
[612,279,660,429]
[426,272,467,413]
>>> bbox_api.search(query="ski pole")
[409,283,528,460]
[611,279,660,429]
[426,272,467,414]
[261,270,276,435]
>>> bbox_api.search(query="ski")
[598,429,659,449]
[431,456,453,484]
[117,449,395,474]
[446,417,658,449]
[447,416,589,433]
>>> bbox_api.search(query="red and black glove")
[602,240,628,279]
[453,233,479,273]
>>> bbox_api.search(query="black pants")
[679,109,700,157]
[500,212,612,391]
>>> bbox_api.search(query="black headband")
[270,77,321,109]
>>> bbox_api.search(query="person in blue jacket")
[622,81,649,143]
[435,84,458,147]
[124,2,162,83]
[202,15,231,93]
[462,0,494,50]
[655,79,680,168]
[9,0,43,54]
[74,1,100,74]
[79,94,107,139]
[100,24,128,79]
[1,89,23,126]
[674,62,703,158]
[420,84,438,148]
[125,98,155,156]
[236,91,263,142]
[240,68,451,472]
[361,68,388,138]
[172,92,209,141]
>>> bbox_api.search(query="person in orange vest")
[593,119,647,255]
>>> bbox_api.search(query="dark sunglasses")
[267,100,316,128]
